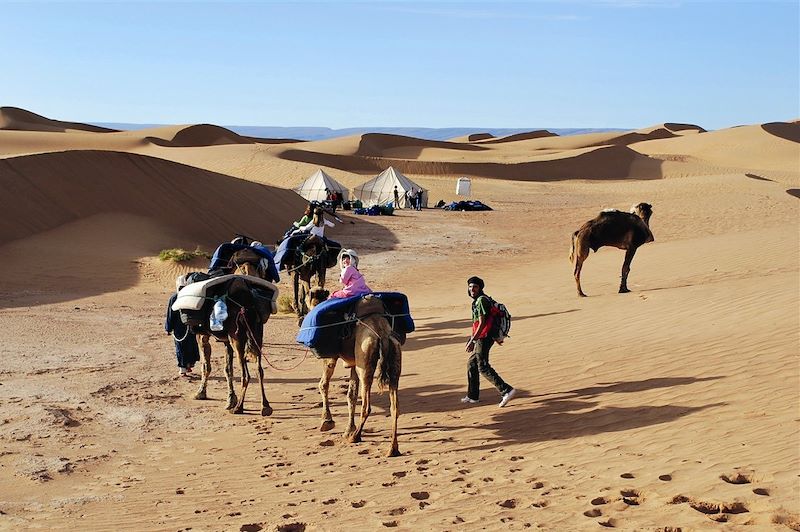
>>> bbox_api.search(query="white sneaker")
[499,388,516,407]
[460,396,479,404]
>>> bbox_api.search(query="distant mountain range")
[93,124,627,141]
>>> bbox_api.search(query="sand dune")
[145,123,302,147]
[633,121,800,176]
[354,133,489,159]
[0,106,118,133]
[0,150,304,247]
[279,143,662,181]
[478,129,558,144]
[0,108,798,530]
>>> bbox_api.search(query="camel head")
[631,203,653,225]
[306,286,330,311]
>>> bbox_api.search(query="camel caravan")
[167,201,653,457]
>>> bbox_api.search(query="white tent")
[293,169,349,202]
[352,166,427,209]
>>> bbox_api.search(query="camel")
[306,287,403,457]
[569,202,654,297]
[193,248,274,416]
[284,235,341,325]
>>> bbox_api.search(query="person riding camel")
[330,249,372,299]
[292,207,335,238]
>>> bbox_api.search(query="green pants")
[467,338,511,400]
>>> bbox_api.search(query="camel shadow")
[459,399,726,450]
[379,376,724,448]
[786,189,800,199]
[453,376,725,450]
[406,310,581,351]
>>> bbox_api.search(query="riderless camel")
[306,287,402,457]
[569,203,654,297]
[193,248,274,416]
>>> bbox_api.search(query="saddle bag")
[251,286,277,323]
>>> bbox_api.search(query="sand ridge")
[0,107,798,530]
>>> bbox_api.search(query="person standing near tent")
[292,207,335,238]
[393,186,400,209]
[415,188,423,210]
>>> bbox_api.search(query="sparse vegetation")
[158,247,211,263]
[277,294,295,314]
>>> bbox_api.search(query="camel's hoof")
[619,288,630,294]
[230,406,244,414]
[387,448,401,458]
[194,391,207,400]
[261,405,273,417]
[297,317,304,327]
[578,292,587,298]
[347,433,362,444]
[320,420,335,432]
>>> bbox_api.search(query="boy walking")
[462,276,516,407]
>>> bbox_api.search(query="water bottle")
[210,298,228,331]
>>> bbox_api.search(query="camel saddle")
[296,292,414,358]
[172,274,280,327]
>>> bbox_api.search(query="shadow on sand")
[406,309,581,351]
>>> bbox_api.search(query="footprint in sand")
[620,489,643,506]
[720,470,755,484]
[530,499,549,508]
[583,508,602,517]
[591,496,611,505]
[276,524,306,532]
[388,507,406,516]
[411,491,429,500]
[351,500,366,508]
[239,524,263,532]
[598,517,619,528]
[658,474,672,481]
[392,471,407,478]
[382,522,398,528]
[620,472,635,479]
[752,487,770,496]
[322,498,337,505]
[498,499,516,509]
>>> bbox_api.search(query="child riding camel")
[330,249,372,299]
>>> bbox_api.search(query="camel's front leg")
[224,342,237,410]
[343,367,359,440]
[619,247,637,293]
[318,358,338,431]
[317,266,326,290]
[231,338,250,414]
[194,334,212,400]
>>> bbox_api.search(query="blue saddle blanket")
[296,292,414,356]
[208,243,280,283]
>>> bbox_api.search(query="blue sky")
[2,1,798,130]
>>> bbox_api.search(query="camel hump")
[356,296,386,317]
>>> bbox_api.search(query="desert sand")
[0,106,798,531]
